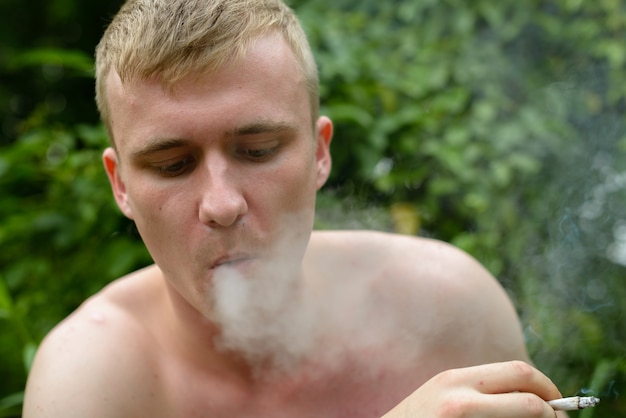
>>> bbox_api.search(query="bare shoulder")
[308,230,529,364]
[23,265,164,418]
[309,229,488,286]
[309,230,496,306]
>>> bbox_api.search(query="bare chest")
[154,359,426,418]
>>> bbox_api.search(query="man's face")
[102,34,332,315]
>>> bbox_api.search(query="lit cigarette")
[548,396,600,411]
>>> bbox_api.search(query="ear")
[102,147,134,219]
[314,116,333,190]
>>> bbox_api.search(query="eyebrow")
[128,121,297,159]
[225,120,296,137]
[129,137,190,160]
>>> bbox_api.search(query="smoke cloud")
[208,210,419,380]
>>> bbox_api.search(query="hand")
[382,361,562,418]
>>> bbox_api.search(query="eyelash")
[236,146,279,162]
[155,155,196,177]
[151,146,279,178]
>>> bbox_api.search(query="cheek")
[285,145,319,191]
[126,181,189,238]
[273,160,318,211]
[276,159,319,228]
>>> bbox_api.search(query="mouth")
[209,254,255,271]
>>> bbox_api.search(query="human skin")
[23,33,567,418]
[383,361,567,418]
[102,33,332,321]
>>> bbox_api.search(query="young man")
[24,0,567,416]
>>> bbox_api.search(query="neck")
[162,279,256,382]
[160,261,324,383]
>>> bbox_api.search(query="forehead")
[106,34,312,153]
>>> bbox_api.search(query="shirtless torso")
[24,231,528,418]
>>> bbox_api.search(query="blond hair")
[95,0,319,143]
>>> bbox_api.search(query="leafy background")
[1,0,625,416]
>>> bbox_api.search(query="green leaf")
[7,48,94,75]
[0,279,13,319]
[23,343,37,374]
[0,391,24,416]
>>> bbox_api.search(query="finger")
[476,392,560,418]
[450,392,555,418]
[452,361,561,401]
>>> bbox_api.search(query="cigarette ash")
[548,396,600,411]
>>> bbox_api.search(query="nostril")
[198,190,248,227]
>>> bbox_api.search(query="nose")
[198,156,248,228]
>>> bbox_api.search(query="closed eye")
[236,146,279,162]
[153,155,196,177]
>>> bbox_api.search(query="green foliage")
[1,0,625,416]
[299,0,626,412]
[0,122,151,413]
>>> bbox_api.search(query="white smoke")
[209,244,421,380]
[210,262,319,377]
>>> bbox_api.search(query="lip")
[209,253,254,270]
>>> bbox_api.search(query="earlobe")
[102,147,134,219]
[315,116,333,189]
